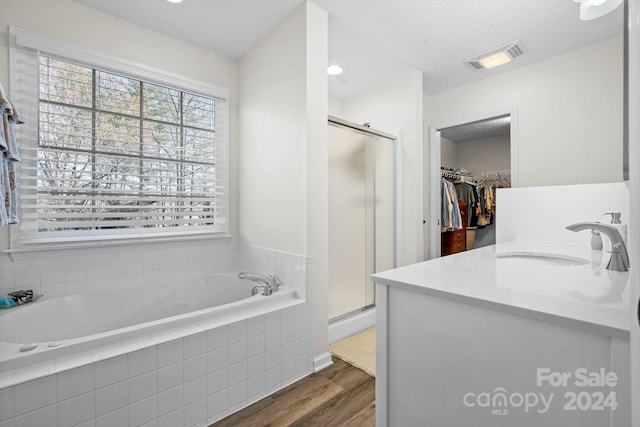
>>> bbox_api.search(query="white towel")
[0,82,24,225]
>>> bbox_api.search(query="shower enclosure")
[328,117,395,323]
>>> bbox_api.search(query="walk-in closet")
[439,116,512,255]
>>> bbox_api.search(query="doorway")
[428,110,518,258]
[327,117,395,324]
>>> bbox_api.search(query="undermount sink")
[495,252,590,266]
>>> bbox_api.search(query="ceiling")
[74,0,624,99]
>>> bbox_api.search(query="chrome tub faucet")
[566,222,629,271]
[238,272,280,296]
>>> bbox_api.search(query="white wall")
[238,2,329,362]
[328,96,343,117]
[454,135,511,176]
[341,70,425,266]
[497,182,629,246]
[304,3,330,365]
[440,136,457,169]
[426,37,624,187]
[238,5,308,254]
[0,1,238,90]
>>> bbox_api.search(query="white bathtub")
[2,275,262,344]
[0,274,303,386]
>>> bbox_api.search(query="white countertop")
[372,240,631,339]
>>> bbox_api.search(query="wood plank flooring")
[210,357,375,427]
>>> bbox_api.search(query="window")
[10,28,229,246]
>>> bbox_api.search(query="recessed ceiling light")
[465,41,527,71]
[327,65,344,75]
[166,0,183,3]
[479,52,511,69]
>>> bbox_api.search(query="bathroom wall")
[238,5,308,255]
[340,69,425,266]
[303,4,330,367]
[425,36,623,187]
[238,2,330,365]
[0,0,241,295]
[0,1,238,90]
[0,4,322,422]
[497,182,630,246]
[0,0,332,369]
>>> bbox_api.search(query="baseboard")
[313,351,333,372]
[328,308,376,344]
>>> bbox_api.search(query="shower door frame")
[327,116,399,323]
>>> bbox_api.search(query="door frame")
[426,108,519,259]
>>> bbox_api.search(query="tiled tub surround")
[0,240,307,301]
[0,242,313,427]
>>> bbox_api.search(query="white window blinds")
[10,27,229,246]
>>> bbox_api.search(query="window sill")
[3,232,233,260]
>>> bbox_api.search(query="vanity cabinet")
[372,242,631,427]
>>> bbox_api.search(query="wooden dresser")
[441,200,467,256]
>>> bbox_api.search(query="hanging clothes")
[476,172,511,228]
[475,185,492,227]
[440,178,462,232]
[441,178,452,231]
[0,82,24,225]
[454,181,478,228]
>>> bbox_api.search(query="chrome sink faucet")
[238,272,280,296]
[565,222,629,271]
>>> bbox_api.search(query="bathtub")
[2,275,269,344]
[0,274,310,426]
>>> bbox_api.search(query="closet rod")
[481,170,511,177]
[441,167,474,179]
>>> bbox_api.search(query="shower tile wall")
[235,246,308,300]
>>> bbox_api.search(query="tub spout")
[565,222,629,271]
[238,272,280,296]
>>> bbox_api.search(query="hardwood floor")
[210,357,375,427]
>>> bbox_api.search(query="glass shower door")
[328,122,394,322]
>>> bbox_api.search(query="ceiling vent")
[465,40,527,70]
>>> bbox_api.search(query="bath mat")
[329,327,376,377]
